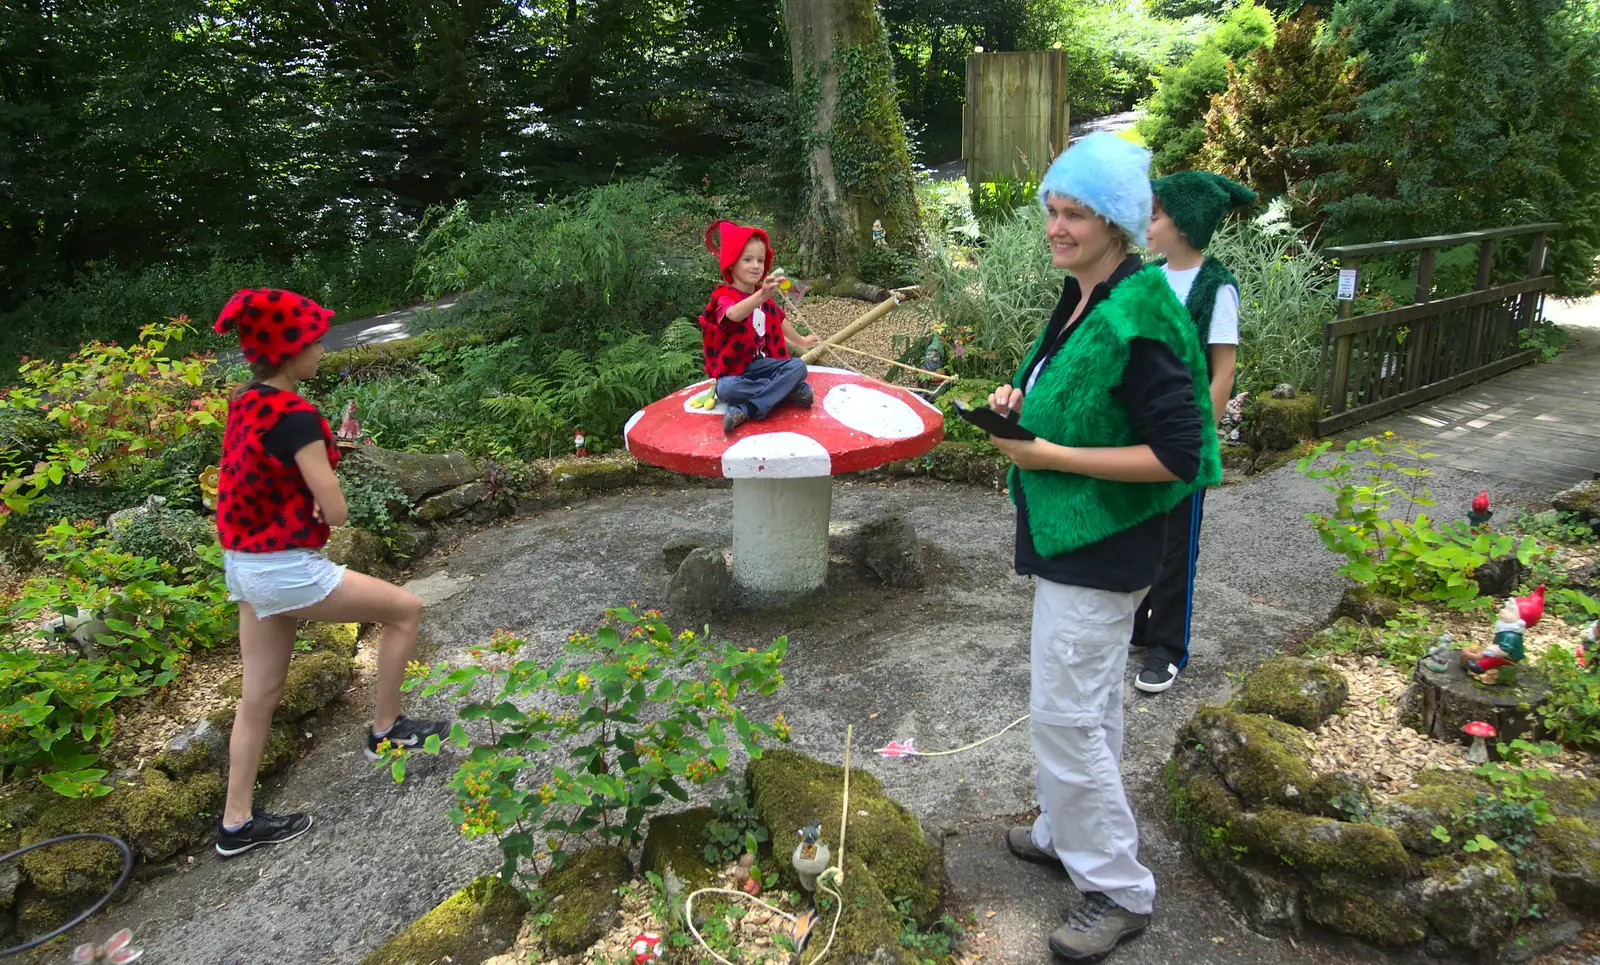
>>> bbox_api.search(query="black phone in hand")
[951,399,1036,441]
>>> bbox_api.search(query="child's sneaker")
[788,383,814,407]
[365,715,452,761]
[723,405,749,435]
[215,811,313,858]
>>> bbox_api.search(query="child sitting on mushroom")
[697,220,820,435]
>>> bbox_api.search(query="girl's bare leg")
[223,603,298,826]
[292,570,424,733]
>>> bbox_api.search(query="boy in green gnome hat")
[1132,170,1256,694]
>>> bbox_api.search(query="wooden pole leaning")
[801,295,901,364]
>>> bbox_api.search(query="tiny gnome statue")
[1462,585,1545,684]
[1578,620,1599,670]
[1469,490,1492,528]
[574,428,587,457]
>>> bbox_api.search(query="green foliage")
[386,607,789,889]
[915,177,981,250]
[702,779,770,865]
[335,451,412,545]
[1461,739,1560,917]
[895,896,962,965]
[0,520,230,795]
[1138,0,1276,174]
[1311,0,1600,295]
[1297,435,1536,608]
[0,321,226,526]
[1305,608,1438,669]
[1199,8,1365,223]
[970,174,1043,232]
[1206,199,1338,393]
[924,205,1060,383]
[107,506,215,572]
[1537,643,1600,748]
[1056,3,1214,116]
[1520,320,1575,362]
[1509,508,1598,547]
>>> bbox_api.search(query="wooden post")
[1404,247,1437,393]
[1466,239,1496,366]
[1328,258,1359,414]
[1517,231,1549,337]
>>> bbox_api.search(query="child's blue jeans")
[716,357,808,420]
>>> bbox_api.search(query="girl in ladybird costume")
[211,288,449,859]
[699,221,819,434]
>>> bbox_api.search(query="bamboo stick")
[821,342,954,382]
[801,295,900,363]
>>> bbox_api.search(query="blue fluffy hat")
[1037,133,1153,244]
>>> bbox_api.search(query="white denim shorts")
[223,549,347,619]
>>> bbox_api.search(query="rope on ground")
[876,714,1031,759]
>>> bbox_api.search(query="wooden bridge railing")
[1313,223,1559,436]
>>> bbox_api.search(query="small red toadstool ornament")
[630,931,663,965]
[1463,721,1496,764]
[624,367,943,601]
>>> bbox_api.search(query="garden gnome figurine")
[574,428,587,457]
[1463,586,1545,683]
[1577,620,1598,670]
[1422,632,1455,673]
[336,400,362,447]
[1469,490,1492,528]
[791,823,831,892]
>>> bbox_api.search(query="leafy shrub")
[0,242,418,372]
[1297,434,1536,608]
[1137,0,1275,174]
[1058,3,1213,116]
[1205,199,1338,393]
[383,607,788,889]
[107,506,216,572]
[924,205,1061,383]
[1,521,230,796]
[1539,643,1600,748]
[335,450,412,544]
[0,321,226,524]
[971,173,1042,232]
[1509,508,1598,547]
[915,176,980,250]
[412,174,742,341]
[702,779,770,864]
[1199,8,1365,224]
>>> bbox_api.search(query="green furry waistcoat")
[1163,255,1241,354]
[1009,265,1223,558]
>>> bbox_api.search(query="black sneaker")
[214,811,313,858]
[723,405,749,435]
[788,382,814,407]
[1135,657,1179,694]
[365,715,452,761]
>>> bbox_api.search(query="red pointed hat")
[214,288,334,366]
[704,220,772,284]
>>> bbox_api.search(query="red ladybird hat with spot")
[214,288,334,365]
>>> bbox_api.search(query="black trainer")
[788,382,814,407]
[215,811,313,858]
[365,715,452,761]
[1135,656,1179,694]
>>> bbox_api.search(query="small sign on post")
[1337,268,1358,301]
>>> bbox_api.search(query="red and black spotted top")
[216,385,340,553]
[698,283,789,379]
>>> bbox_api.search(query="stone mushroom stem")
[1466,734,1489,764]
[731,477,833,604]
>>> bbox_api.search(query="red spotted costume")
[698,221,789,378]
[213,289,340,553]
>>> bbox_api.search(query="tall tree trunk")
[782,0,922,280]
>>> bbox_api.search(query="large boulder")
[1552,479,1600,537]
[152,717,229,779]
[1331,586,1403,627]
[550,457,639,493]
[1179,707,1317,810]
[359,875,528,965]
[19,798,124,900]
[538,846,630,957]
[360,444,484,502]
[640,807,720,894]
[667,548,733,621]
[1379,781,1482,856]
[1229,808,1409,877]
[275,652,354,721]
[414,481,494,523]
[1230,657,1349,730]
[1416,849,1526,951]
[747,748,943,925]
[323,526,391,578]
[1539,816,1600,910]
[1306,874,1426,946]
[1243,396,1317,452]
[113,769,226,862]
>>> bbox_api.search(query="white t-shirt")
[1162,265,1240,346]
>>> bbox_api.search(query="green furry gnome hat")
[1150,171,1257,249]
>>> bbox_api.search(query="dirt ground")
[37,462,1578,965]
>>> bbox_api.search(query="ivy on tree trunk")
[783,0,923,280]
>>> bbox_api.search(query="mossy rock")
[1231,808,1409,877]
[275,651,354,721]
[1162,755,1245,864]
[1180,706,1317,810]
[359,874,528,965]
[1539,816,1600,910]
[324,527,393,579]
[16,894,71,942]
[1331,586,1403,627]
[885,441,1009,489]
[1551,479,1600,537]
[113,769,225,862]
[1304,771,1374,821]
[1243,396,1316,451]
[1211,860,1304,936]
[747,748,943,925]
[1306,873,1425,946]
[1534,776,1600,821]
[19,797,124,899]
[1417,847,1522,950]
[1379,782,1481,856]
[258,723,303,778]
[640,807,720,894]
[817,851,916,965]
[301,621,361,658]
[1230,656,1350,729]
[550,457,638,493]
[539,846,630,957]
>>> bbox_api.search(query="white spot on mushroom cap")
[681,381,726,415]
[623,409,646,451]
[823,383,925,440]
[808,365,856,376]
[721,432,832,478]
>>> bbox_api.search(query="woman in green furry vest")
[984,133,1221,962]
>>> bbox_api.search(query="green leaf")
[391,758,407,783]
[661,778,689,802]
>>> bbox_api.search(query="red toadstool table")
[625,367,944,602]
